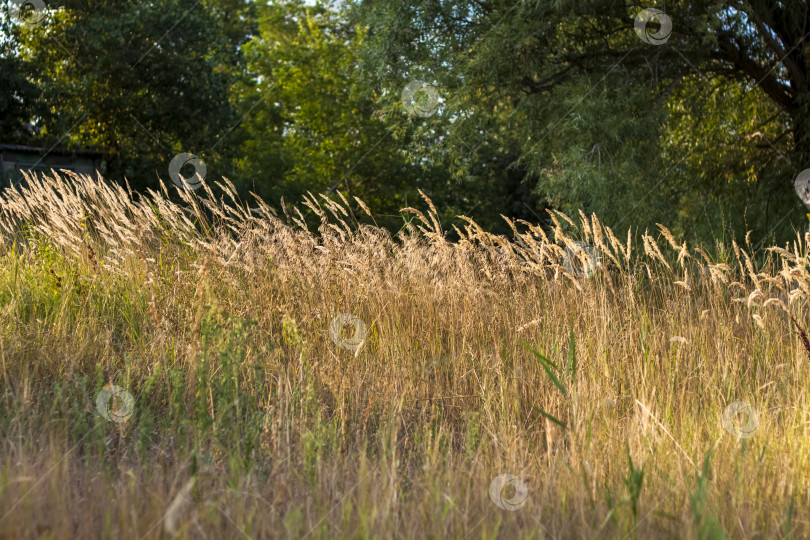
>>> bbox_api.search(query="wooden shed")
[0,143,103,188]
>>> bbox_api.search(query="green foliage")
[662,75,801,244]
[689,452,725,540]
[522,335,579,429]
[233,0,451,230]
[12,0,254,188]
[0,7,42,144]
[352,0,810,245]
[623,448,645,524]
[3,0,810,243]
[599,447,646,534]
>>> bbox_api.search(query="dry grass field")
[1,171,810,538]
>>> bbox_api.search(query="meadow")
[0,171,809,539]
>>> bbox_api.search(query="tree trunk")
[791,98,810,169]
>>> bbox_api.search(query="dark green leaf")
[521,340,566,395]
[533,405,567,429]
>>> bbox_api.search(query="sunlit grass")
[0,171,809,538]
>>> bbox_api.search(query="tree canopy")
[2,0,809,245]
[353,0,807,241]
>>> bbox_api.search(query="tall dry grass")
[0,170,809,538]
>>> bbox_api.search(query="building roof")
[0,143,102,158]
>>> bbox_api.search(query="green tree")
[233,0,458,231]
[0,1,43,143]
[353,0,810,244]
[13,0,255,188]
[661,75,795,243]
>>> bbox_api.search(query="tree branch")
[712,32,794,110]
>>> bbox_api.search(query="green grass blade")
[533,405,567,429]
[521,340,566,395]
